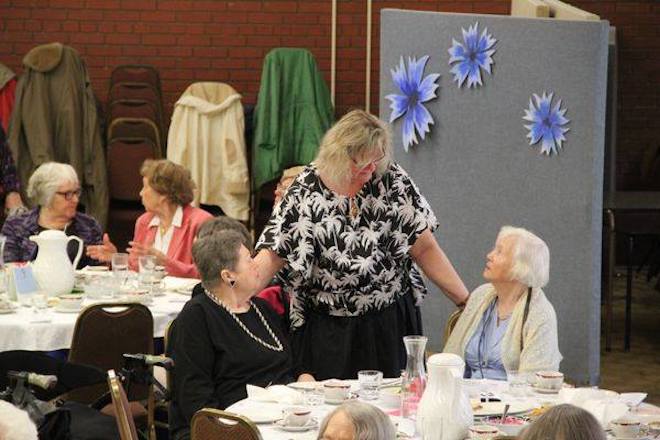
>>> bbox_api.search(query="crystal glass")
[506,369,528,397]
[111,253,129,289]
[138,255,156,286]
[303,385,325,407]
[401,335,428,420]
[358,370,383,401]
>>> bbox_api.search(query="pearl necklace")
[204,289,284,352]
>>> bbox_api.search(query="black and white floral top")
[257,163,438,329]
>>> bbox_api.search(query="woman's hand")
[297,373,316,382]
[86,233,118,263]
[127,241,167,266]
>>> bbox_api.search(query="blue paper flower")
[385,55,440,151]
[448,22,497,88]
[523,92,570,156]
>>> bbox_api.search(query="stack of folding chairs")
[105,65,165,250]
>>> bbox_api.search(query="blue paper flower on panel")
[385,55,440,152]
[523,92,570,156]
[448,22,497,88]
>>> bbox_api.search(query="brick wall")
[1,0,658,189]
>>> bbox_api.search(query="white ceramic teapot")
[29,230,83,296]
[417,353,473,440]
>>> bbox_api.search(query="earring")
[229,279,236,288]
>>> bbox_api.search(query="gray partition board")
[380,9,609,383]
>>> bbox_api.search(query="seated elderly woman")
[317,401,396,440]
[444,226,562,379]
[519,404,605,440]
[1,162,102,268]
[87,159,212,278]
[169,229,314,440]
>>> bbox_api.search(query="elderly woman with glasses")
[87,159,212,278]
[254,109,469,380]
[444,226,562,379]
[1,162,102,268]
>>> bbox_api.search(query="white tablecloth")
[226,379,660,440]
[0,291,191,352]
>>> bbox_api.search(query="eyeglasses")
[55,189,82,201]
[350,150,386,172]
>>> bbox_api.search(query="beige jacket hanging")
[167,82,249,221]
[444,283,562,373]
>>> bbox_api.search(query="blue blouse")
[464,299,510,380]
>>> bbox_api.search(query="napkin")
[618,393,647,407]
[558,388,630,427]
[246,384,303,405]
[162,276,200,292]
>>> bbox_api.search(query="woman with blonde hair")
[444,226,562,379]
[87,159,212,277]
[254,109,469,380]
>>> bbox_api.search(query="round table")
[0,275,196,352]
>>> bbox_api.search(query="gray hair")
[26,162,79,207]
[498,226,550,288]
[519,404,605,440]
[314,110,393,186]
[196,216,252,250]
[192,230,244,291]
[317,401,396,440]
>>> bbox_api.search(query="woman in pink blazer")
[87,159,212,278]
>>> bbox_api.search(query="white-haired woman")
[255,110,469,380]
[444,226,562,379]
[1,162,102,268]
[317,401,396,440]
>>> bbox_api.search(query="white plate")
[0,308,16,314]
[54,306,82,313]
[273,418,318,432]
[239,408,281,424]
[287,381,319,391]
[473,401,535,417]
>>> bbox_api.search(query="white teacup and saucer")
[323,380,351,404]
[610,417,647,440]
[274,407,317,432]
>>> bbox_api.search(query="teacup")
[468,424,500,439]
[611,417,642,439]
[282,406,311,427]
[59,294,83,310]
[124,289,152,305]
[535,371,564,390]
[323,380,351,402]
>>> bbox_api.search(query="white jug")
[417,353,473,440]
[30,230,83,296]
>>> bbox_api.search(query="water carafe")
[400,335,427,421]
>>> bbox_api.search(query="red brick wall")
[1,0,658,189]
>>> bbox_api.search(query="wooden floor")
[600,270,660,404]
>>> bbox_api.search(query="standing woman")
[87,159,212,278]
[254,110,469,380]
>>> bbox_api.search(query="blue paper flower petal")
[523,91,570,156]
[387,55,440,151]
[448,22,497,89]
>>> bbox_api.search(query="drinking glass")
[31,290,48,312]
[506,369,528,397]
[358,370,383,401]
[303,385,325,407]
[111,253,129,289]
[138,255,156,287]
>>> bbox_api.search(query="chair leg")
[625,235,634,352]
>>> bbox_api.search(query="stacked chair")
[105,64,164,251]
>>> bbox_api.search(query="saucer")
[54,306,82,313]
[0,308,15,314]
[273,418,318,432]
[531,384,561,394]
[287,381,319,391]
[325,397,350,405]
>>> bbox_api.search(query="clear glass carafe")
[400,335,428,420]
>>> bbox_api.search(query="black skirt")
[291,293,423,380]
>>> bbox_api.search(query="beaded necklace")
[204,289,284,352]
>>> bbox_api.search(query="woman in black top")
[170,230,314,440]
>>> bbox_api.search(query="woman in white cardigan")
[444,226,562,379]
